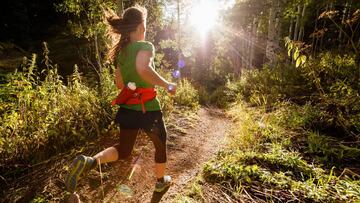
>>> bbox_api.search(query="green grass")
[180,102,360,202]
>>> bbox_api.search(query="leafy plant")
[0,52,112,172]
[174,79,199,109]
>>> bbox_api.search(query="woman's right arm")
[135,50,176,95]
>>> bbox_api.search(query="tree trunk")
[234,36,242,76]
[298,4,307,41]
[293,4,301,41]
[239,31,246,69]
[116,0,124,16]
[266,1,276,65]
[320,4,329,50]
[275,4,282,43]
[94,33,103,87]
[289,18,294,39]
[250,18,258,68]
[312,9,319,54]
[266,0,282,65]
[339,1,349,50]
[236,48,242,76]
[245,31,250,69]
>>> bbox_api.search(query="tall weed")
[0,54,110,168]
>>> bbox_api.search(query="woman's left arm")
[114,65,124,90]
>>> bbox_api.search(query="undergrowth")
[0,54,113,170]
[238,53,360,136]
[179,103,360,202]
[178,52,360,202]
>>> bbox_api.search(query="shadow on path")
[150,187,170,203]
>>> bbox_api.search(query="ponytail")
[106,6,147,63]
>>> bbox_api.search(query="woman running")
[65,5,176,194]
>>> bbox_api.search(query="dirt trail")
[76,107,230,203]
[1,108,230,203]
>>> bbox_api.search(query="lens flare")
[172,70,181,78]
[177,59,186,68]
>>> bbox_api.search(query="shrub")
[308,53,360,136]
[173,79,199,109]
[0,54,112,167]
[208,80,241,108]
[238,63,312,107]
[157,84,174,117]
[237,52,360,136]
[157,69,199,113]
[197,85,210,105]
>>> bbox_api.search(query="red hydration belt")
[111,87,157,113]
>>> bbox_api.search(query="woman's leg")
[112,129,139,161]
[143,112,171,192]
[93,147,119,164]
[145,123,172,192]
[94,129,139,164]
[144,121,167,177]
[155,163,166,179]
[65,129,139,193]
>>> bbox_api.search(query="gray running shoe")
[154,175,172,192]
[65,155,95,192]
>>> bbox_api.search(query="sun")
[189,1,220,36]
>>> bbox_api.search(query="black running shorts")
[114,107,167,163]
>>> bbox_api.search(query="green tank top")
[116,41,161,111]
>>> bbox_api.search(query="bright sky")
[163,0,236,33]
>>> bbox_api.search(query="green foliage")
[308,131,360,164]
[157,84,175,117]
[30,196,46,203]
[236,51,360,136]
[208,80,240,108]
[199,103,360,202]
[0,54,112,166]
[173,79,199,109]
[285,37,307,68]
[191,46,241,108]
[197,86,210,106]
[274,103,319,129]
[56,0,114,40]
[238,63,311,107]
[309,53,360,135]
[156,70,199,114]
[98,64,118,114]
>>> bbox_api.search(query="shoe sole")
[65,156,87,192]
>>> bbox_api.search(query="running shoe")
[65,155,96,192]
[154,175,172,192]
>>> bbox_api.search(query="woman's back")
[117,41,161,111]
